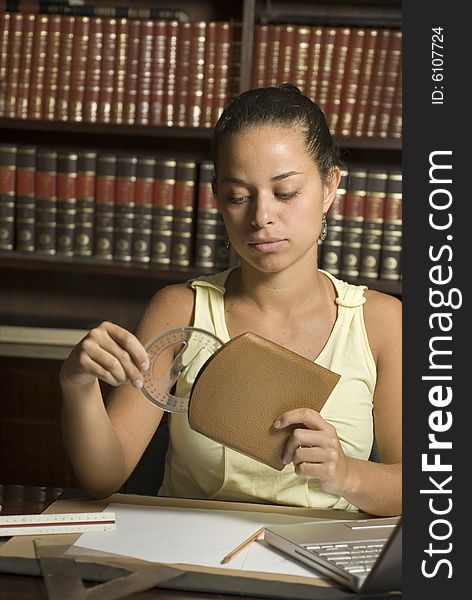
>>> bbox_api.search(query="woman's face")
[215,125,339,273]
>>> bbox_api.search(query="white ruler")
[0,512,116,536]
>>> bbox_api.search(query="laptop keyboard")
[303,541,385,574]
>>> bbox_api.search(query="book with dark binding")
[194,161,218,269]
[74,150,96,257]
[170,160,197,269]
[0,143,17,251]
[379,171,402,281]
[34,148,57,255]
[340,167,367,279]
[150,159,176,266]
[113,154,137,262]
[93,153,116,261]
[359,169,388,279]
[56,150,78,256]
[14,145,36,252]
[319,166,348,276]
[2,2,190,21]
[131,156,155,264]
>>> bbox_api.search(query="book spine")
[41,13,61,119]
[113,154,137,262]
[54,15,75,121]
[380,172,402,281]
[56,150,78,256]
[68,16,90,122]
[364,29,391,138]
[359,170,388,279]
[27,14,49,119]
[93,153,116,260]
[388,70,402,139]
[340,167,368,278]
[194,161,218,269]
[149,19,167,126]
[325,26,351,135]
[161,19,178,126]
[200,20,216,128]
[15,145,36,252]
[265,24,281,87]
[135,19,154,125]
[83,16,103,123]
[337,27,365,138]
[0,13,11,116]
[4,12,24,118]
[131,156,155,263]
[211,22,231,125]
[186,21,206,128]
[75,150,96,256]
[35,148,57,255]
[150,159,176,266]
[110,17,128,124]
[276,24,295,85]
[97,17,116,123]
[315,27,337,114]
[5,4,190,21]
[251,24,269,88]
[123,18,141,124]
[15,12,35,119]
[376,29,402,138]
[170,160,197,268]
[319,167,348,275]
[173,21,191,127]
[351,28,378,137]
[291,26,310,95]
[306,26,324,102]
[0,143,17,251]
[214,210,230,270]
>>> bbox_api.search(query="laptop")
[264,516,402,593]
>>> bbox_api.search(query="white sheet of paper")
[73,503,321,578]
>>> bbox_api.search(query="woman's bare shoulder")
[363,289,402,357]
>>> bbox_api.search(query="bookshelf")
[0,0,402,487]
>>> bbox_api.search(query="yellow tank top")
[159,268,376,510]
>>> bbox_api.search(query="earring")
[224,233,230,249]
[319,213,328,242]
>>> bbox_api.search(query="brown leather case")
[188,331,340,471]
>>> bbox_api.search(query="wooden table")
[0,484,254,600]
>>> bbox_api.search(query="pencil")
[220,526,265,564]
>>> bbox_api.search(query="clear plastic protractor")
[141,327,224,413]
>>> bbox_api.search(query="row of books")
[0,11,402,138]
[0,12,241,127]
[320,167,402,281]
[252,24,402,139]
[0,143,230,270]
[0,143,402,282]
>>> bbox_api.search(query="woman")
[60,84,402,516]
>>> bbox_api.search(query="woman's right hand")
[60,321,150,389]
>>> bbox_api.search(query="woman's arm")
[276,292,402,516]
[60,283,195,498]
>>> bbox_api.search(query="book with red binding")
[251,24,269,89]
[291,26,310,95]
[276,24,295,86]
[352,28,378,138]
[186,21,206,128]
[54,15,75,121]
[110,17,129,124]
[123,18,141,124]
[162,19,179,127]
[200,20,217,128]
[173,21,192,127]
[83,16,103,123]
[135,19,154,125]
[15,12,35,119]
[4,12,24,118]
[337,27,365,138]
[68,16,90,122]
[306,26,324,102]
[324,26,351,135]
[376,30,402,138]
[340,167,368,279]
[315,27,337,114]
[363,29,391,138]
[40,13,61,120]
[97,17,116,123]
[27,14,49,119]
[149,19,167,126]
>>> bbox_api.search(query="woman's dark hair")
[211,83,343,183]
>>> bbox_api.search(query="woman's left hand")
[273,408,348,496]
